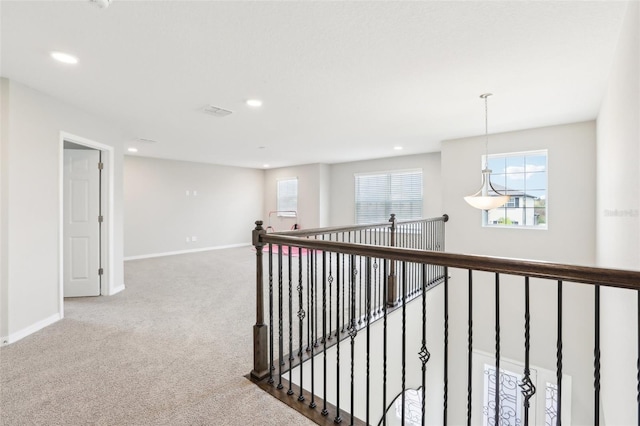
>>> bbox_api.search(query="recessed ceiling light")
[263,164,270,168]
[394,146,403,150]
[246,99,263,107]
[127,147,138,153]
[51,51,78,64]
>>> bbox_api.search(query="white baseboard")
[1,312,61,346]
[124,243,250,261]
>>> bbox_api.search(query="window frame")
[276,177,298,218]
[481,150,548,230]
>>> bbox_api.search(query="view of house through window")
[355,169,423,224]
[277,177,298,217]
[483,150,547,228]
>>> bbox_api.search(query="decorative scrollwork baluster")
[268,244,274,384]
[321,251,328,416]
[419,263,431,426]
[277,248,283,390]
[297,250,305,402]
[519,277,536,426]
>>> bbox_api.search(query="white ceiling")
[0,0,629,168]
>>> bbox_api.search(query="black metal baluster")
[350,254,357,426]
[375,229,381,314]
[328,251,333,341]
[309,250,316,404]
[637,289,639,424]
[373,255,379,316]
[366,256,372,426]
[359,246,363,325]
[288,247,294,395]
[278,248,284,390]
[419,264,431,426]
[410,225,414,296]
[557,280,563,426]
[494,273,500,425]
[594,284,601,426]
[342,239,346,334]
[520,277,536,426]
[383,260,388,426]
[443,267,449,425]
[269,244,274,384]
[322,251,329,416]
[347,248,351,334]
[314,242,319,349]
[298,249,305,402]
[414,223,418,295]
[335,253,342,424]
[306,252,311,352]
[401,262,407,424]
[467,270,473,426]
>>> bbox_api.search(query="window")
[355,169,423,224]
[277,178,297,217]
[483,150,547,229]
[482,364,563,426]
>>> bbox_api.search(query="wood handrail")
[271,214,448,237]
[259,233,640,290]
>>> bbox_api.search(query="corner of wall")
[596,2,639,424]
[319,163,331,227]
[0,77,10,340]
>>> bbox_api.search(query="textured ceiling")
[0,1,629,168]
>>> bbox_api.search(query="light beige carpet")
[0,247,315,426]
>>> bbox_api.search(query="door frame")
[58,131,114,317]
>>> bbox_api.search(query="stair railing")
[250,214,640,425]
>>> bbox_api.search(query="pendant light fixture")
[464,93,510,210]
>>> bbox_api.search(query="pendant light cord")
[481,93,492,169]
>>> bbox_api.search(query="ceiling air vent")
[203,105,233,118]
[136,138,157,144]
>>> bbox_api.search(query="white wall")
[1,78,9,340]
[319,163,331,228]
[329,153,443,227]
[597,1,640,424]
[443,121,596,263]
[123,156,263,258]
[263,163,326,231]
[264,156,442,231]
[0,78,125,344]
[441,121,597,425]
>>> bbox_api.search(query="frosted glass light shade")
[464,194,510,210]
[464,168,510,210]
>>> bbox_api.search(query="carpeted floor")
[0,247,315,426]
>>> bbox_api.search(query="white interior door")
[64,149,101,297]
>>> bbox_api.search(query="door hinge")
[98,162,104,170]
[98,268,104,276]
[98,215,104,223]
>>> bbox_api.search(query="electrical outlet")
[191,236,197,242]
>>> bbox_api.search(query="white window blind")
[277,178,298,217]
[355,169,423,224]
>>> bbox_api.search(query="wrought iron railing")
[249,214,640,425]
